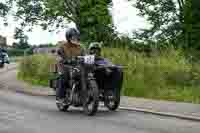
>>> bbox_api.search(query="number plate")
[84,55,95,64]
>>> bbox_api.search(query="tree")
[13,27,30,49]
[0,2,9,17]
[80,0,116,44]
[0,35,7,47]
[191,0,200,49]
[0,0,12,17]
[12,0,79,30]
[130,0,192,48]
[0,0,13,26]
[132,0,180,40]
[3,0,114,44]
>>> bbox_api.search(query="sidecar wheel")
[104,89,120,111]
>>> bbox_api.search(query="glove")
[63,58,77,65]
[63,59,71,64]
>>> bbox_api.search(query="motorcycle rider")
[56,28,84,103]
[88,42,123,95]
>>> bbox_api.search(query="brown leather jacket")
[56,41,84,73]
[57,41,83,59]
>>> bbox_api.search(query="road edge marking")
[119,106,200,122]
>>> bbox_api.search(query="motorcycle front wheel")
[83,80,99,116]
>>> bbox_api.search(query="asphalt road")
[0,90,200,133]
[0,63,17,73]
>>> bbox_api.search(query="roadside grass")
[102,47,200,103]
[17,48,200,103]
[10,56,23,63]
[17,54,56,87]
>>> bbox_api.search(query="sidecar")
[94,58,124,111]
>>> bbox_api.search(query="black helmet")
[65,28,80,42]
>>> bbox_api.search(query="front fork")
[80,66,96,103]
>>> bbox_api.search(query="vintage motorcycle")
[49,55,124,115]
[50,55,100,116]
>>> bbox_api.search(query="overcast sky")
[0,0,148,45]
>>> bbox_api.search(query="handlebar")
[61,56,126,69]
[96,64,124,69]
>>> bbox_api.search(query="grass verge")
[17,48,200,103]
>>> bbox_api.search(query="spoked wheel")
[83,80,99,116]
[104,89,120,111]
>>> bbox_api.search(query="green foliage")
[9,56,23,63]
[0,0,13,26]
[7,48,24,56]
[102,47,200,103]
[33,43,55,48]
[1,0,198,50]
[17,54,56,86]
[80,0,115,44]
[17,47,200,103]
[7,48,33,57]
[12,42,30,50]
[0,4,8,18]
[131,0,200,50]
[4,0,113,45]
[132,0,181,42]
[0,1,12,17]
[190,0,200,49]
[13,27,30,49]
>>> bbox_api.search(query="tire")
[83,80,99,116]
[105,69,123,111]
[56,102,69,112]
[0,63,4,68]
[104,89,120,111]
